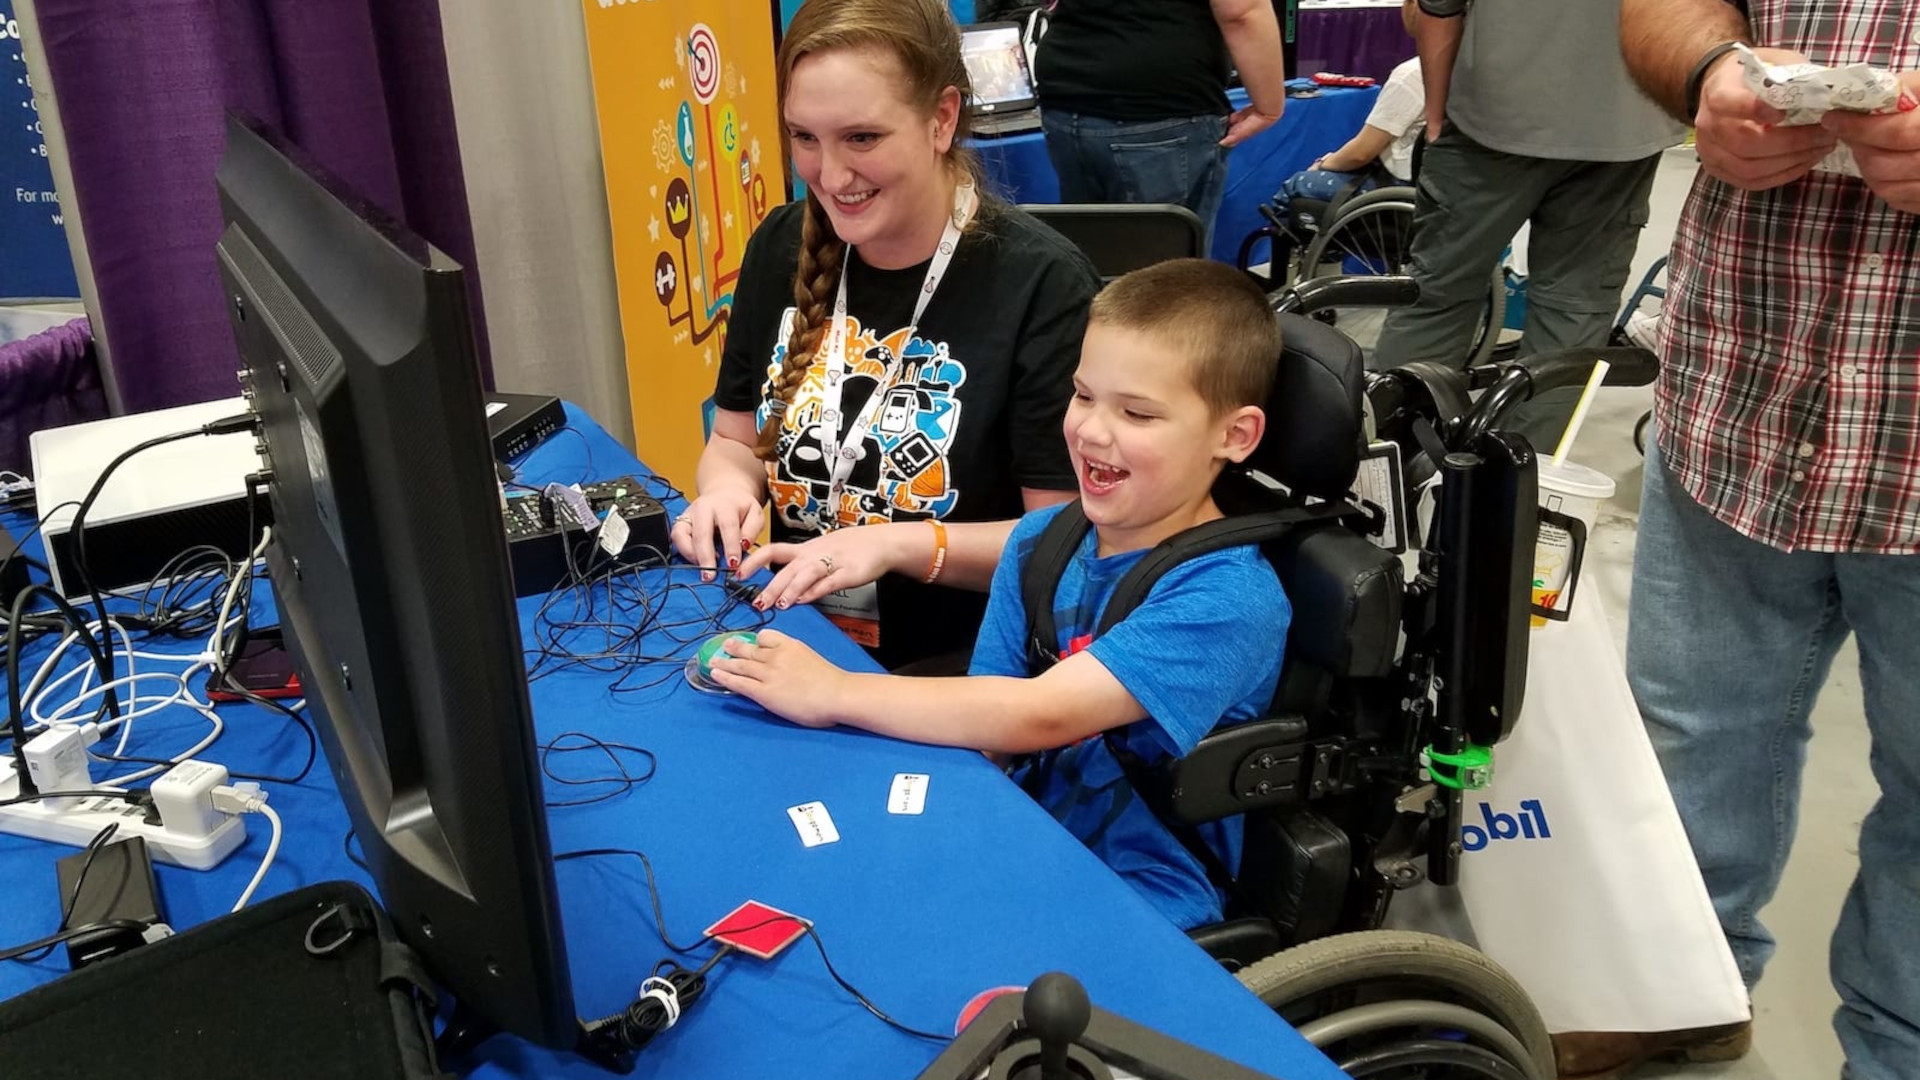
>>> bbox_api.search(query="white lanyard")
[816,182,975,526]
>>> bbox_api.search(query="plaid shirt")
[1657,0,1920,554]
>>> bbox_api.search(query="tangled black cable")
[521,540,770,694]
[127,544,247,638]
[539,732,657,807]
[584,950,732,1055]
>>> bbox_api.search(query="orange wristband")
[923,520,948,584]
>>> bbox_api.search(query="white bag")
[1388,593,1750,1034]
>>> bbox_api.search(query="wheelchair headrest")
[1239,314,1366,501]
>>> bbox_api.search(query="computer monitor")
[212,115,585,1058]
[959,22,1037,115]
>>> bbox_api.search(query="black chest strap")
[1022,500,1343,673]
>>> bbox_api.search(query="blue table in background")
[972,85,1381,266]
[0,404,1343,1080]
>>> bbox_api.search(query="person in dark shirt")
[1034,0,1288,248]
[678,0,1099,671]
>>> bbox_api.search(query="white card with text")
[786,801,840,847]
[888,773,929,815]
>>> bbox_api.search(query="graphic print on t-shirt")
[759,308,967,532]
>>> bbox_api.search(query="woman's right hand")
[672,486,766,581]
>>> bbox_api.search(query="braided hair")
[755,0,981,460]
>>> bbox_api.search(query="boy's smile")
[1065,323,1263,556]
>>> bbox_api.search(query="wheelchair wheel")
[1464,268,1507,370]
[1299,192,1415,278]
[1236,930,1554,1080]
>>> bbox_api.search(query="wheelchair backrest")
[1233,315,1402,716]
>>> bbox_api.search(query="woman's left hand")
[707,630,846,728]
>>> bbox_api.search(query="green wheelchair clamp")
[1424,743,1494,791]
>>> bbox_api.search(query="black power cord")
[555,848,950,1047]
[6,585,120,796]
[583,949,733,1055]
[65,415,258,726]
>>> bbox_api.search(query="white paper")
[1737,43,1899,127]
[598,510,630,557]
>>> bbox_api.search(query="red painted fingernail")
[778,599,791,609]
[1899,91,1918,113]
[728,556,739,570]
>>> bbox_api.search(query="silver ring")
[819,554,835,571]
[673,514,692,528]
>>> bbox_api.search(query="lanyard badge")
[815,182,975,529]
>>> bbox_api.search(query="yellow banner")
[582,0,787,488]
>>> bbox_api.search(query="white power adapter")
[148,761,234,840]
[23,723,95,792]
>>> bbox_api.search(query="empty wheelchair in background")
[1235,176,1506,371]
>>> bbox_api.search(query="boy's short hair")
[1087,259,1281,417]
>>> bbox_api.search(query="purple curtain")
[1297,6,1416,84]
[0,318,109,475]
[32,0,491,414]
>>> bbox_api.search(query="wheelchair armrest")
[1186,917,1284,971]
[1274,274,1420,317]
[1168,716,1331,825]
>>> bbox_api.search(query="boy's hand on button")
[708,630,846,728]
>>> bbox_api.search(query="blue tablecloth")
[0,404,1343,1080]
[971,85,1381,266]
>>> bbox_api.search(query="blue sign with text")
[1,1,79,299]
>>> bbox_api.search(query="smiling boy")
[712,259,1292,928]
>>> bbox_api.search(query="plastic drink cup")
[1531,460,1614,627]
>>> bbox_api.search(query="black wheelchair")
[1006,203,1654,1076]
[1192,300,1649,1079]
[1111,282,1653,1080]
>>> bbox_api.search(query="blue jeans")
[1270,167,1382,220]
[1040,110,1230,252]
[1628,441,1920,1079]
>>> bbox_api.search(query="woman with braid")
[679,0,1099,671]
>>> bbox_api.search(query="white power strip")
[0,759,248,870]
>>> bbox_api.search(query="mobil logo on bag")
[1460,798,1552,852]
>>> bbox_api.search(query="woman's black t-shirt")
[713,197,1099,669]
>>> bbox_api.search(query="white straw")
[1550,359,1611,468]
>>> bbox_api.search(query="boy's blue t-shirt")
[970,503,1291,929]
